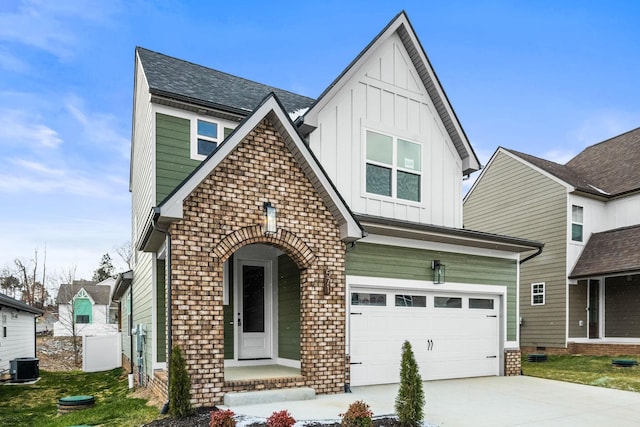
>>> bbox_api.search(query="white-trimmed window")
[531,282,545,305]
[571,205,583,242]
[365,130,422,202]
[193,119,219,159]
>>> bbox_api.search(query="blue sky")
[1,0,638,288]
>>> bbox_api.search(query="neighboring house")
[0,293,43,373]
[464,127,640,355]
[123,11,542,406]
[54,279,118,337]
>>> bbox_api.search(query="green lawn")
[522,355,640,392]
[0,368,159,427]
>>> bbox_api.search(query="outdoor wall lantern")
[263,202,277,235]
[432,260,445,284]
[323,269,332,295]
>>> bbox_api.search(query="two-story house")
[123,11,542,407]
[464,127,640,356]
[54,279,119,337]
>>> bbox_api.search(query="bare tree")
[54,271,83,367]
[11,249,48,308]
[115,241,133,270]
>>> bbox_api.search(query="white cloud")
[0,109,63,148]
[0,0,120,60]
[569,110,640,147]
[541,148,576,165]
[65,96,130,159]
[11,159,65,176]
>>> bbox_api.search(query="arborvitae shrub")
[394,340,425,426]
[340,400,373,427]
[168,345,192,418]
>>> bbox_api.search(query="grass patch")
[0,368,159,427]
[522,355,640,393]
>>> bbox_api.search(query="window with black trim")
[532,282,545,305]
[76,314,90,324]
[365,130,422,202]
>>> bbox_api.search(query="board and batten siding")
[346,242,519,340]
[309,32,463,228]
[464,151,568,347]
[155,113,200,203]
[0,309,36,371]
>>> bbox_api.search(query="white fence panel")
[83,333,121,372]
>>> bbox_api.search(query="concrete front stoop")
[223,387,316,406]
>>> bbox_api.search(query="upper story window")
[571,205,583,242]
[531,282,545,305]
[365,130,422,202]
[196,119,218,157]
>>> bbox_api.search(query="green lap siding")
[156,260,166,363]
[156,113,200,202]
[278,255,300,360]
[347,242,518,340]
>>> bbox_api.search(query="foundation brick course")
[168,117,347,407]
[504,349,521,376]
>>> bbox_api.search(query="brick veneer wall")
[168,117,347,407]
[504,349,521,376]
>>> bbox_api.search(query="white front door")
[237,260,272,359]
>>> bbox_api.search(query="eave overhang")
[356,214,543,254]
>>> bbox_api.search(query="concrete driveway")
[227,376,640,426]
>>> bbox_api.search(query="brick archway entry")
[168,117,348,406]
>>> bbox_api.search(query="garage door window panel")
[351,292,386,306]
[395,294,426,307]
[434,296,462,308]
[469,298,494,309]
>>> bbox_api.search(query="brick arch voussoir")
[212,226,316,270]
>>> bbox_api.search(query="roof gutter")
[520,244,544,264]
[152,207,173,415]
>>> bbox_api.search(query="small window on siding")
[532,283,545,305]
[434,297,462,308]
[571,205,583,242]
[351,292,386,306]
[395,295,427,307]
[197,119,218,157]
[76,314,90,324]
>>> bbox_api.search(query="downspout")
[518,243,544,374]
[152,207,172,415]
[129,285,134,375]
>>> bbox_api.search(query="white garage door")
[349,288,500,386]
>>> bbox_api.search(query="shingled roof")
[504,126,640,198]
[569,225,640,279]
[56,281,112,305]
[136,47,315,116]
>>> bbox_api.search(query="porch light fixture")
[323,269,332,295]
[432,260,445,284]
[263,202,277,235]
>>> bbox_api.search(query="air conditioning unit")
[10,357,39,382]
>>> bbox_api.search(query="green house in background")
[121,11,542,407]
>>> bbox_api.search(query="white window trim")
[363,128,423,204]
[191,118,219,161]
[531,282,545,306]
[571,205,584,243]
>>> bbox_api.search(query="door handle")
[427,339,433,351]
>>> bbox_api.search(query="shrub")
[266,409,296,427]
[168,345,192,418]
[394,340,425,426]
[210,409,236,427]
[340,400,373,427]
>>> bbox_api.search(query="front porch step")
[223,387,315,406]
